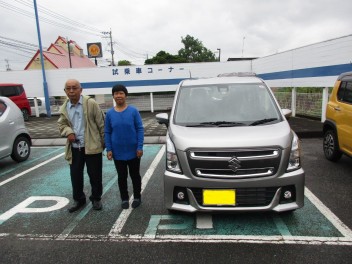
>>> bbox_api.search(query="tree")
[118,60,132,66]
[144,35,217,64]
[178,35,217,63]
[145,51,186,65]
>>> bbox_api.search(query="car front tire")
[11,136,31,162]
[323,129,342,162]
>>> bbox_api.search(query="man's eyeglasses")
[65,87,79,91]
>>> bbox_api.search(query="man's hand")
[67,133,76,143]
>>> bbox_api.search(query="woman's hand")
[137,150,143,158]
[107,151,113,160]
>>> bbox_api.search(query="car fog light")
[177,192,185,200]
[284,191,292,199]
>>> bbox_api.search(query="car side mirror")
[282,109,292,120]
[156,113,169,128]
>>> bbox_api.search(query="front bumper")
[164,168,305,213]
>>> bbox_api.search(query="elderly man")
[58,79,105,212]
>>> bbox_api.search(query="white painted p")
[0,196,69,224]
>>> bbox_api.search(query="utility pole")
[66,37,72,68]
[102,29,115,66]
[5,59,11,71]
[242,36,245,57]
[217,48,221,62]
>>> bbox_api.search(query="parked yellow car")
[323,72,352,161]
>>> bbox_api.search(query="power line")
[0,0,150,64]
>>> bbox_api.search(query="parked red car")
[0,83,31,121]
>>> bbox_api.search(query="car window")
[338,81,352,104]
[174,83,281,125]
[0,101,7,117]
[0,86,18,97]
[343,82,352,103]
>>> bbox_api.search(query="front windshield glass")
[174,83,282,126]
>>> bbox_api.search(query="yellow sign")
[87,43,103,58]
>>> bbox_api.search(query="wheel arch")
[13,133,32,148]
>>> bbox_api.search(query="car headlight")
[287,132,301,172]
[166,134,182,173]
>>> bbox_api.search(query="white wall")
[0,35,351,97]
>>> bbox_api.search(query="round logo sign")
[88,44,101,57]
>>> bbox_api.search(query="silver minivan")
[156,73,305,213]
[0,96,31,162]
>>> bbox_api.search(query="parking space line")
[272,214,293,239]
[305,187,352,238]
[0,153,64,187]
[196,213,213,229]
[0,147,63,178]
[56,176,117,240]
[108,145,165,237]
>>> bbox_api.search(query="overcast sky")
[1,0,351,71]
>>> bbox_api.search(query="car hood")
[169,121,293,151]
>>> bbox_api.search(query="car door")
[0,100,13,159]
[338,81,352,155]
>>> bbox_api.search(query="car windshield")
[174,83,282,126]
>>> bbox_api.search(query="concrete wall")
[0,35,351,97]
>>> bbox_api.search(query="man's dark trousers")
[70,147,103,202]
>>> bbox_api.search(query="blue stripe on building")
[81,78,186,89]
[80,64,352,89]
[257,63,352,80]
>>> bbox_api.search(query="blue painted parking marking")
[0,145,351,246]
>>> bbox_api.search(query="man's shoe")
[92,200,102,210]
[68,200,86,213]
[132,198,141,208]
[121,200,129,209]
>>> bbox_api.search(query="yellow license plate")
[203,189,236,206]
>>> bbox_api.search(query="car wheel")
[11,136,31,162]
[21,109,29,121]
[323,129,342,162]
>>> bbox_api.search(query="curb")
[31,136,167,147]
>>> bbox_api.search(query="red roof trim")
[24,50,40,70]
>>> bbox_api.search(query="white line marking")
[305,187,352,238]
[196,213,213,229]
[0,153,64,187]
[1,233,350,245]
[272,215,292,236]
[108,145,165,237]
[56,176,117,240]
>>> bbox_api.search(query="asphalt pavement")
[26,112,323,146]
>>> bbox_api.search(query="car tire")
[11,136,31,162]
[323,129,342,162]
[21,109,29,121]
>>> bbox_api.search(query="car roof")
[337,71,352,81]
[181,75,264,86]
[0,83,23,86]
[0,96,17,106]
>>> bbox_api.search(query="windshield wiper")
[198,121,245,127]
[249,118,278,126]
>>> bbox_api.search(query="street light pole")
[33,0,51,117]
[217,48,221,62]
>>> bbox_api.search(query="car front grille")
[187,147,282,179]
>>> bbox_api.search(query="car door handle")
[334,107,341,111]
